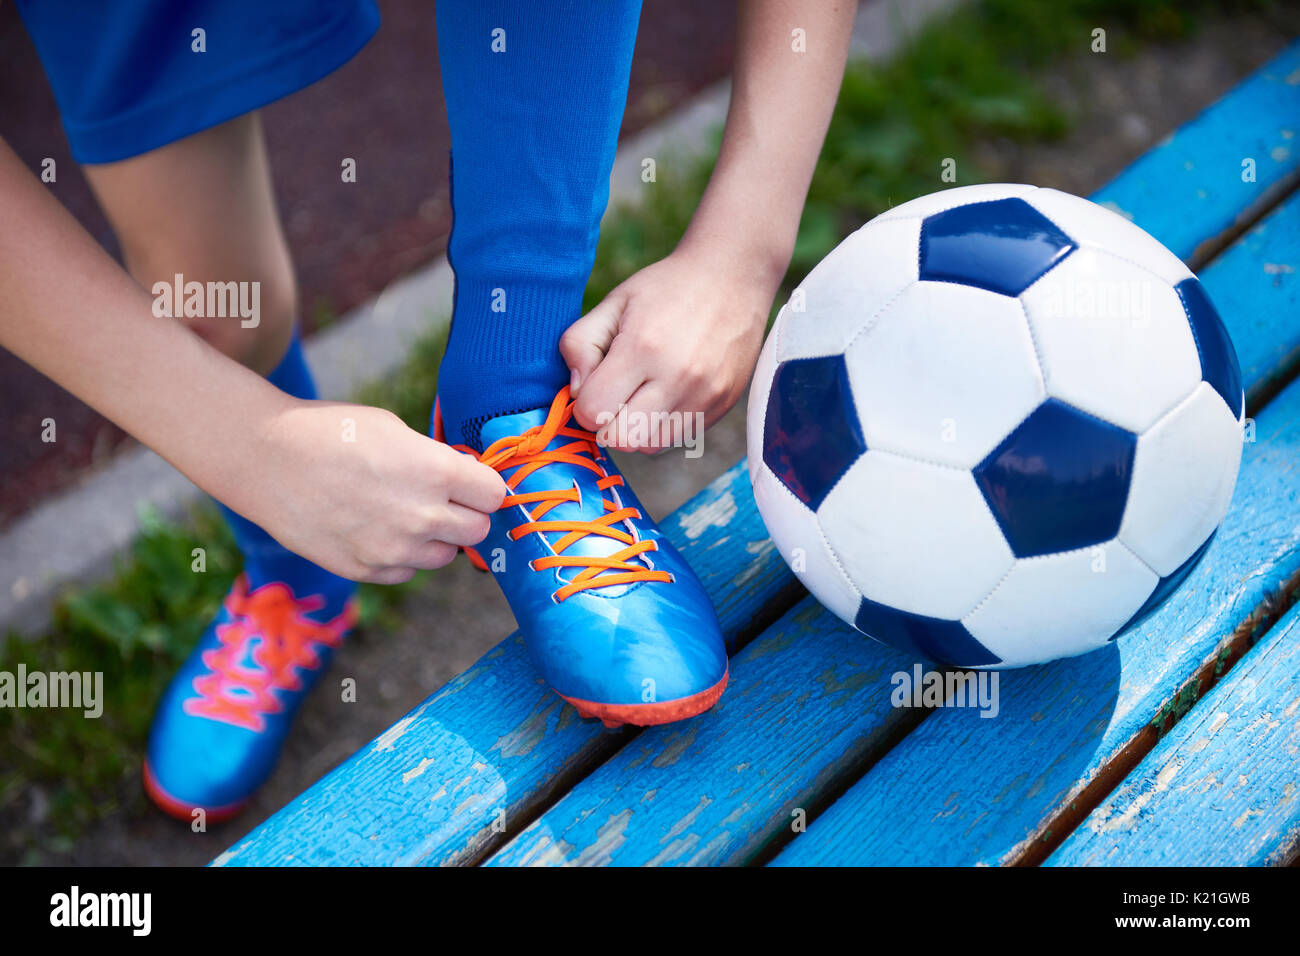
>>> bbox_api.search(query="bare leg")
[81,112,295,374]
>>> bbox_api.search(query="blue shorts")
[14,0,380,164]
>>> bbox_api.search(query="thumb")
[560,289,626,396]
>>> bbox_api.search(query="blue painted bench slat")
[220,39,1300,868]
[484,598,918,866]
[216,464,801,866]
[1196,194,1300,406]
[1089,40,1300,265]
[1044,601,1300,867]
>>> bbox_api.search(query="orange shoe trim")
[559,665,729,728]
[435,397,491,574]
[432,396,448,442]
[141,759,251,824]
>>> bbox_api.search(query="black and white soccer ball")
[747,184,1244,669]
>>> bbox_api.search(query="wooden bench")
[215,40,1300,867]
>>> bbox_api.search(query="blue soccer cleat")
[435,387,729,727]
[143,574,357,821]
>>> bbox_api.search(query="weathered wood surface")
[216,464,801,866]
[1089,40,1300,267]
[485,598,927,866]
[1046,602,1300,866]
[1196,194,1300,406]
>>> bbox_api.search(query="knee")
[131,245,298,375]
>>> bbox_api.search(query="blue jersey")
[15,0,379,163]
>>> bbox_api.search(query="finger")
[428,501,493,547]
[619,382,676,452]
[560,290,625,396]
[363,565,418,586]
[407,540,460,571]
[444,452,509,512]
[572,331,647,434]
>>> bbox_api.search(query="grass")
[0,0,1261,856]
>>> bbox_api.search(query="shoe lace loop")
[185,575,356,732]
[455,386,673,601]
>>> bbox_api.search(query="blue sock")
[433,0,643,449]
[217,332,356,612]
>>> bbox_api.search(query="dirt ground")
[19,9,1300,865]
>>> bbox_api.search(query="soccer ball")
[747,184,1244,669]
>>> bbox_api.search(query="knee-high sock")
[217,332,355,609]
[433,0,643,449]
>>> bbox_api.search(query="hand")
[561,245,775,452]
[556,0,854,453]
[232,401,507,584]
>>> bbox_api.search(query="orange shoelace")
[455,386,673,602]
[185,575,356,732]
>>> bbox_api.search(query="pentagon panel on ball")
[1176,276,1245,420]
[972,398,1136,559]
[919,196,1077,296]
[761,353,865,511]
[855,596,999,668]
[873,182,1039,223]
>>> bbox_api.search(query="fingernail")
[569,368,581,395]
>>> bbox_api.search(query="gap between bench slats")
[1045,600,1300,866]
[484,596,924,866]
[1090,40,1300,269]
